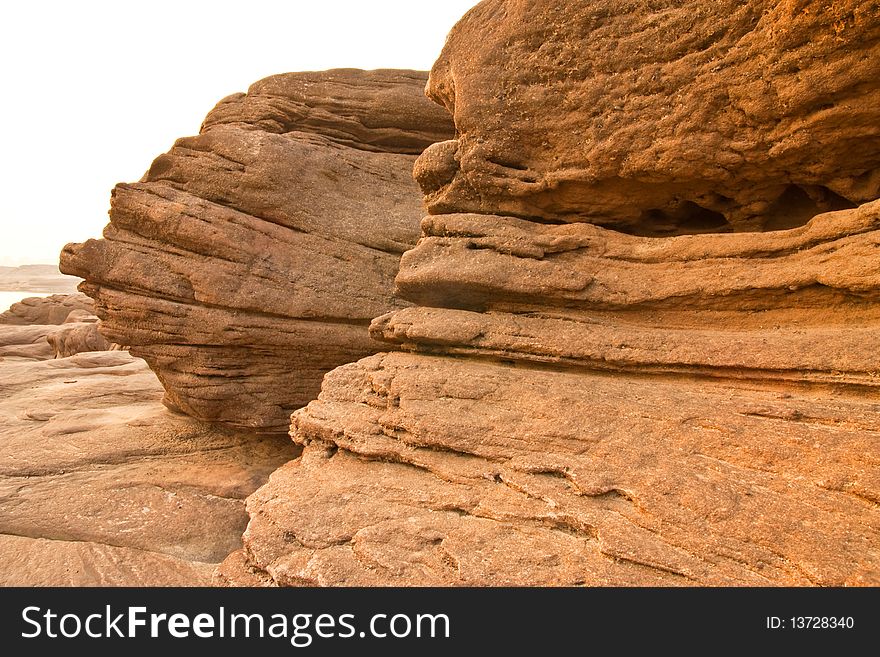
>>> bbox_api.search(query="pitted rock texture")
[416,0,880,234]
[61,69,454,432]
[0,349,298,586]
[226,352,878,586]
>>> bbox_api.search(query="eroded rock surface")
[416,0,880,234]
[0,293,94,326]
[61,69,454,432]
[226,1,879,586]
[0,349,298,586]
[229,351,878,586]
[228,206,880,586]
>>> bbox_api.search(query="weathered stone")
[233,351,878,586]
[0,293,94,326]
[0,347,298,586]
[249,201,878,585]
[61,69,454,432]
[46,322,114,358]
[416,0,880,234]
[227,0,880,585]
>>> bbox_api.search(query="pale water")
[0,291,51,312]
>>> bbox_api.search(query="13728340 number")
[790,617,854,629]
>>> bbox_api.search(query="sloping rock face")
[416,0,880,234]
[0,348,298,586]
[61,69,453,433]
[224,1,880,586]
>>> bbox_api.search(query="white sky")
[0,0,478,266]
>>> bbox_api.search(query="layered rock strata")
[223,1,879,586]
[381,202,880,387]
[61,69,453,432]
[224,202,880,587]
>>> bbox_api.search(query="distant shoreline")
[0,264,81,295]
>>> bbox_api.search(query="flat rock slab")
[0,348,298,586]
[228,352,879,586]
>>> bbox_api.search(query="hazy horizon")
[0,0,479,267]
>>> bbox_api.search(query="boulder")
[416,0,880,234]
[61,69,454,432]
[46,322,114,358]
[0,293,94,326]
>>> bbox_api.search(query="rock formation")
[417,0,880,234]
[0,293,94,326]
[0,294,110,361]
[46,321,114,358]
[222,0,880,586]
[0,329,297,585]
[61,69,453,433]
